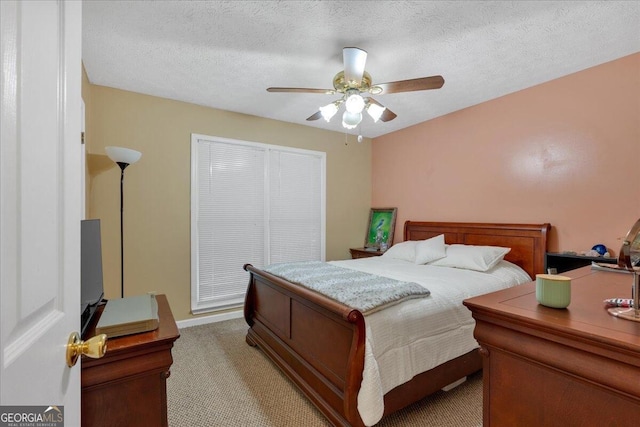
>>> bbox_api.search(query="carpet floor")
[167,318,482,426]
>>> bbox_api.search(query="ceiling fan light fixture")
[266,48,444,129]
[319,102,339,122]
[366,103,386,122]
[345,91,365,114]
[342,111,362,129]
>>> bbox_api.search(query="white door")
[1,1,82,425]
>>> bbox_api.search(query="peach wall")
[372,53,640,255]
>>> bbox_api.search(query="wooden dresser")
[81,294,180,427]
[464,267,640,426]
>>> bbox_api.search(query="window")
[190,134,326,313]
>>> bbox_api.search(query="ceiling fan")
[267,47,444,130]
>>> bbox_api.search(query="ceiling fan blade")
[375,75,444,94]
[343,47,367,85]
[367,98,397,122]
[306,110,323,121]
[379,107,397,122]
[307,98,344,121]
[267,87,334,94]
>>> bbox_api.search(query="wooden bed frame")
[243,221,550,426]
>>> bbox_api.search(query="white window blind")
[191,134,325,314]
[269,150,323,263]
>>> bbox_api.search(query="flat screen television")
[81,219,105,339]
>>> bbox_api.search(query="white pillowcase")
[382,234,446,265]
[414,234,446,264]
[429,244,511,272]
[381,240,417,263]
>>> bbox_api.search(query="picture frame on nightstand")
[364,207,397,249]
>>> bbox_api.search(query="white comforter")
[328,257,531,426]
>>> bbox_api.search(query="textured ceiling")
[82,1,640,138]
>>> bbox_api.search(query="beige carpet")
[167,318,482,426]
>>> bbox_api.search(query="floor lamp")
[105,146,142,298]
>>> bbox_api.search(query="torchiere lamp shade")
[105,146,142,165]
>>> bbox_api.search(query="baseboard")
[176,309,243,329]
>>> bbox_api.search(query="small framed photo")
[364,208,397,249]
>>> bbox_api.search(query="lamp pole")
[116,162,129,298]
[105,146,141,299]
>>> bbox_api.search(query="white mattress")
[328,257,532,426]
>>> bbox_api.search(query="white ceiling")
[82,1,640,138]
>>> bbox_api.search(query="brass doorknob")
[66,332,107,367]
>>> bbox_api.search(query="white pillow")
[381,240,417,262]
[414,234,446,264]
[429,244,511,272]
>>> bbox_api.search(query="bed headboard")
[404,221,550,279]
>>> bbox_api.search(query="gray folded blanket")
[263,261,430,315]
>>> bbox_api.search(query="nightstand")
[349,247,383,259]
[545,252,617,274]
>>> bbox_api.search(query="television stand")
[81,294,180,427]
